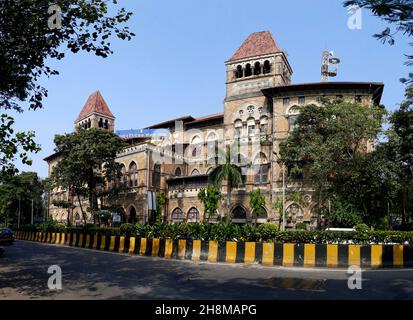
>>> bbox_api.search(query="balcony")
[167,174,209,191]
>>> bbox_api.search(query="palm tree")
[209,145,244,223]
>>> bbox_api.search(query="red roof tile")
[77,91,115,121]
[229,31,282,62]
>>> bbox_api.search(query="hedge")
[16,222,413,244]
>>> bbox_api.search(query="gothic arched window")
[175,167,182,177]
[129,162,137,187]
[187,207,200,223]
[171,208,185,224]
[235,65,243,78]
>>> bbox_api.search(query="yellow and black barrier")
[15,231,413,268]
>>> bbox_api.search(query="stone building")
[45,31,384,229]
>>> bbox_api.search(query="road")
[1,240,413,300]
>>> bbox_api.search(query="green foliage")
[295,222,307,230]
[249,189,266,225]
[49,128,127,223]
[155,191,166,223]
[119,223,136,237]
[0,171,45,226]
[15,222,413,244]
[355,223,369,233]
[323,197,363,228]
[209,144,244,222]
[198,185,222,222]
[0,0,134,173]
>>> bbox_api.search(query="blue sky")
[11,0,411,178]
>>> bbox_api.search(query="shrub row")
[16,222,413,244]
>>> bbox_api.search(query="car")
[0,228,14,245]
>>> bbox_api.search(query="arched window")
[129,162,137,187]
[98,118,103,128]
[206,167,214,175]
[235,65,243,78]
[286,203,304,229]
[153,163,161,188]
[175,167,182,177]
[287,106,300,132]
[232,206,247,221]
[87,119,91,128]
[245,63,252,77]
[120,164,127,188]
[191,169,200,176]
[247,117,256,136]
[75,212,81,225]
[191,135,202,158]
[207,132,218,161]
[263,60,271,74]
[260,116,268,135]
[256,207,267,219]
[234,119,242,138]
[104,119,109,129]
[254,62,261,75]
[187,207,200,223]
[254,153,269,184]
[129,206,137,223]
[171,208,185,223]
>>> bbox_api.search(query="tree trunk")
[226,180,231,223]
[76,192,87,225]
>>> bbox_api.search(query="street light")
[273,151,286,231]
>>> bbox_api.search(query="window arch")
[153,163,161,188]
[175,167,182,177]
[256,206,268,219]
[129,161,137,187]
[253,153,269,184]
[234,119,242,138]
[254,61,261,75]
[247,117,256,136]
[120,164,127,188]
[207,132,218,161]
[187,207,200,223]
[287,106,300,132]
[171,208,185,223]
[129,206,137,223]
[191,135,202,158]
[260,116,268,135]
[232,206,247,220]
[263,60,271,74]
[235,65,243,78]
[191,169,200,176]
[98,118,103,128]
[245,63,252,77]
[206,167,214,175]
[104,119,109,129]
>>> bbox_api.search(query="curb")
[14,230,413,268]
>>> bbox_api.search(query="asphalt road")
[1,240,413,300]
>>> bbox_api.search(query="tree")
[156,191,166,224]
[198,185,222,222]
[49,128,126,224]
[0,0,134,176]
[0,172,45,226]
[209,145,245,223]
[279,99,385,225]
[51,199,75,226]
[249,189,266,226]
[343,0,413,84]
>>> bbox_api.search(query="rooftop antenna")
[321,50,341,82]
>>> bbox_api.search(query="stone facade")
[45,31,384,230]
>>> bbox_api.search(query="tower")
[225,31,292,100]
[223,31,293,143]
[75,91,115,131]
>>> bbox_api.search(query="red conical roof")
[76,91,115,121]
[229,31,282,62]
